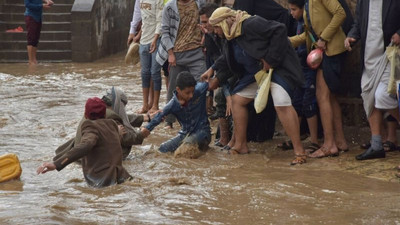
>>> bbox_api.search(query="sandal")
[305,143,320,154]
[278,140,293,150]
[227,148,249,155]
[383,141,398,152]
[308,147,339,158]
[290,154,306,165]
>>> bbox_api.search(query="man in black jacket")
[345,0,400,161]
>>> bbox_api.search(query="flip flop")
[290,154,306,165]
[222,145,231,150]
[227,148,249,155]
[277,140,293,150]
[383,141,398,152]
[360,142,371,149]
[305,143,320,154]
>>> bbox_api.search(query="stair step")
[0,40,71,50]
[0,31,71,41]
[0,21,71,32]
[0,13,71,22]
[3,0,74,4]
[0,49,71,61]
[2,4,73,13]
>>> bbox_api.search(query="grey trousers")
[166,47,207,124]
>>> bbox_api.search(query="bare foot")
[148,107,159,114]
[136,107,148,114]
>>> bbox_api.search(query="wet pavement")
[1,52,400,224]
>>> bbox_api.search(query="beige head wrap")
[209,7,251,40]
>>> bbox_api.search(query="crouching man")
[37,97,137,187]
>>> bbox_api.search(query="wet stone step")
[0,21,71,32]
[1,4,73,13]
[0,40,71,50]
[0,13,71,22]
[4,0,74,4]
[0,31,71,41]
[0,49,72,61]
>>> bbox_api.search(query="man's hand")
[208,77,219,91]
[37,162,56,174]
[141,127,151,138]
[118,125,127,137]
[225,95,232,117]
[316,39,327,50]
[127,34,135,46]
[168,52,176,67]
[392,33,400,45]
[200,68,214,82]
[261,59,271,71]
[344,37,356,51]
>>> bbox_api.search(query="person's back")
[77,119,131,187]
[37,97,132,188]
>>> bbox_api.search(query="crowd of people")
[37,0,400,187]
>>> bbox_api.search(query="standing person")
[288,0,319,153]
[24,0,53,65]
[202,7,306,165]
[290,0,349,158]
[345,0,400,160]
[37,97,139,188]
[142,71,211,153]
[156,0,207,128]
[128,0,164,114]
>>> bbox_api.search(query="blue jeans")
[139,42,162,91]
[159,129,211,153]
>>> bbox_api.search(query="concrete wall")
[71,0,134,62]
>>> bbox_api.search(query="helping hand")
[344,37,356,51]
[37,162,56,174]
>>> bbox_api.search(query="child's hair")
[288,0,305,8]
[199,3,219,18]
[176,71,196,90]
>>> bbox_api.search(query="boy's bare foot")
[136,107,148,114]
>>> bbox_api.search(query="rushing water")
[1,53,400,225]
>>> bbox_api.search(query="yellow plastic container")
[0,153,22,183]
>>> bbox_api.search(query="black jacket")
[347,0,400,71]
[233,0,296,36]
[214,16,304,92]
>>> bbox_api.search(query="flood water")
[1,53,400,224]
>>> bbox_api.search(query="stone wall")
[71,0,134,62]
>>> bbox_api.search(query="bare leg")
[386,120,397,144]
[309,69,338,157]
[369,108,382,136]
[230,94,253,154]
[150,90,160,113]
[148,81,154,110]
[275,106,305,157]
[306,115,319,145]
[138,87,149,113]
[331,95,348,150]
[218,117,230,146]
[27,45,38,65]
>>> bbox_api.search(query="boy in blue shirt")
[142,71,211,153]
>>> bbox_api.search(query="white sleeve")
[129,0,142,34]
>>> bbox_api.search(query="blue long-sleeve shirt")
[146,82,210,136]
[24,0,43,22]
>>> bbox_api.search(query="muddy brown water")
[1,53,400,224]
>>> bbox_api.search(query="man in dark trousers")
[345,0,400,161]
